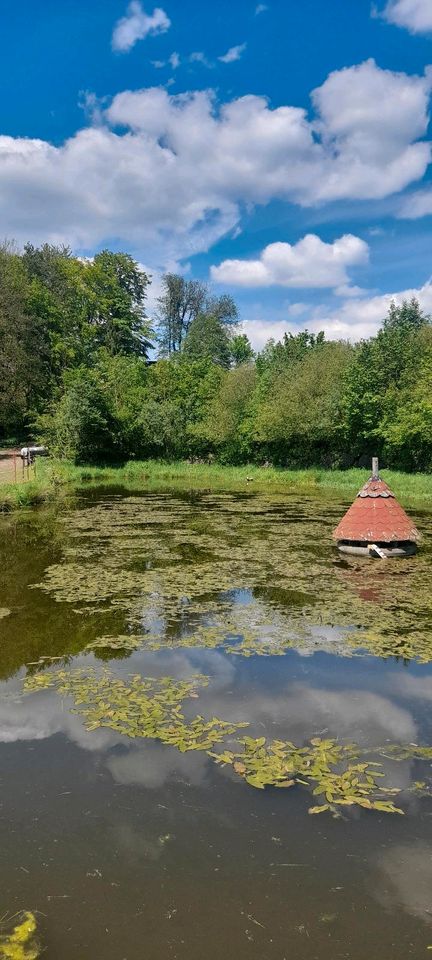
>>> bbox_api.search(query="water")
[1,489,432,958]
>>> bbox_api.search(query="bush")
[38,369,122,464]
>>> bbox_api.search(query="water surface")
[1,489,432,958]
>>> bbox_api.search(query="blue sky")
[2,0,432,346]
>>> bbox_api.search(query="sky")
[2,0,432,347]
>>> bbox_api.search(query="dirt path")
[0,450,33,484]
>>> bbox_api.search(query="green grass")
[0,458,431,512]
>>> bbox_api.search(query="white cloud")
[169,51,180,69]
[399,186,432,217]
[255,4,268,13]
[0,60,430,266]
[151,51,180,70]
[287,302,308,317]
[112,2,170,53]
[334,283,369,297]
[211,234,369,288]
[309,59,432,201]
[218,43,247,64]
[381,0,432,33]
[243,278,432,349]
[189,51,212,67]
[308,279,432,341]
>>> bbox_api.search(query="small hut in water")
[333,458,420,558]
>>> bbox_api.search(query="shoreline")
[0,458,431,512]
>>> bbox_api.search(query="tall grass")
[0,458,430,512]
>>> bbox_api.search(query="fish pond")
[1,487,432,958]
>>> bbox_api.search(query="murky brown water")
[1,489,432,958]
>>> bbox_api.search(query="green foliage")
[24,665,432,817]
[342,298,430,464]
[24,667,247,751]
[197,364,258,462]
[211,737,404,815]
[1,239,432,473]
[39,368,122,464]
[230,333,254,366]
[0,243,151,442]
[379,326,432,471]
[86,251,152,357]
[156,274,237,356]
[183,313,232,367]
[255,341,352,466]
[0,244,45,436]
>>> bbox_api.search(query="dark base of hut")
[336,540,417,559]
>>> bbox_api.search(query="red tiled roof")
[333,477,420,543]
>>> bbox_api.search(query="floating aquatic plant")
[0,912,40,960]
[24,667,248,751]
[31,492,432,662]
[211,736,407,815]
[23,664,432,816]
[86,635,143,652]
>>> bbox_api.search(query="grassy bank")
[0,458,431,512]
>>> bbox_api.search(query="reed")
[0,458,431,512]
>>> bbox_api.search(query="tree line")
[0,242,431,471]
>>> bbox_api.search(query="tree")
[86,251,152,357]
[183,313,232,367]
[256,330,325,375]
[379,326,432,471]
[140,357,223,458]
[342,298,430,460]
[156,275,207,355]
[255,341,352,466]
[197,364,258,462]
[230,333,254,366]
[0,244,46,437]
[155,274,238,355]
[38,368,122,464]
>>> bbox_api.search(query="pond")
[1,488,432,959]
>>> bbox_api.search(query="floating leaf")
[24,666,247,753]
[29,493,432,665]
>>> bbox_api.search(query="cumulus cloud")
[0,60,430,265]
[218,43,247,64]
[399,186,432,218]
[243,278,432,348]
[211,234,369,288]
[381,0,432,34]
[307,279,432,341]
[112,2,171,53]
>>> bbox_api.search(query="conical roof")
[333,474,420,544]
